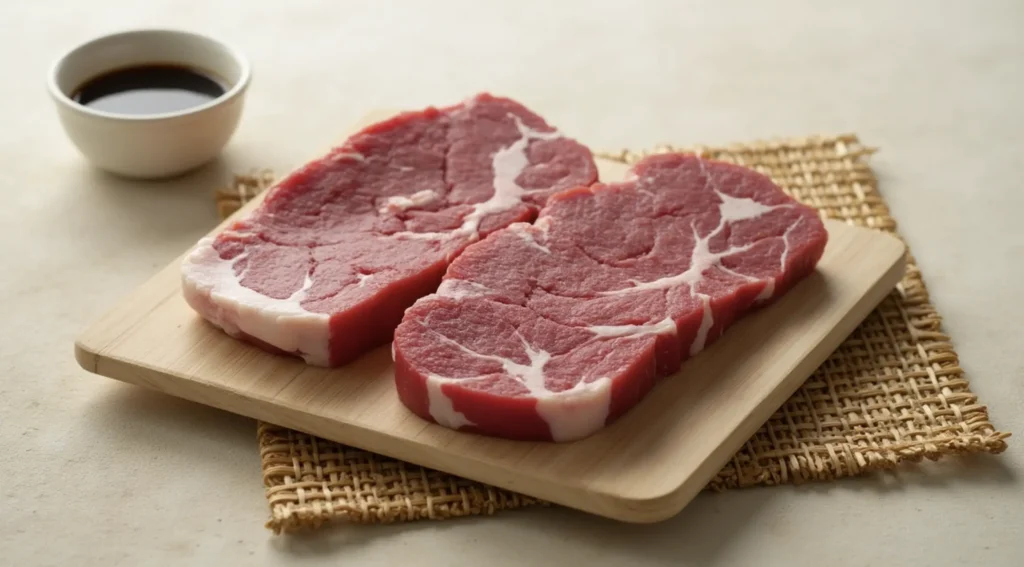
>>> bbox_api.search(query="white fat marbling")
[587,317,677,338]
[755,281,776,302]
[292,273,314,301]
[424,375,475,429]
[690,294,714,355]
[778,217,802,271]
[717,192,781,223]
[430,331,552,395]
[180,237,331,366]
[423,329,615,441]
[755,216,805,302]
[509,223,551,254]
[600,158,793,358]
[379,189,440,214]
[602,222,758,295]
[535,376,613,442]
[393,113,562,242]
[436,279,493,300]
[534,216,552,237]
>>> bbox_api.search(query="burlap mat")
[214,133,1010,534]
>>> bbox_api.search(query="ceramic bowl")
[47,28,251,179]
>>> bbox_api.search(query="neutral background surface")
[2,1,1022,565]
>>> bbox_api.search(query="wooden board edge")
[72,343,639,521]
[74,340,98,374]
[608,229,909,522]
[71,224,909,524]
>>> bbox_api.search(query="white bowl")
[48,28,251,179]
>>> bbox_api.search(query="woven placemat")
[214,133,1010,534]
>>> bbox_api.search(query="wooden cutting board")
[74,110,907,523]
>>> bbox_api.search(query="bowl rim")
[47,27,252,122]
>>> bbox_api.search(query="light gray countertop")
[2,1,1021,565]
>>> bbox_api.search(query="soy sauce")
[71,64,227,115]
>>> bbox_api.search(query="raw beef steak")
[392,154,829,442]
[181,94,597,367]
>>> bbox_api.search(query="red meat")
[393,154,828,441]
[181,94,597,367]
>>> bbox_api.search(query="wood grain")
[74,111,907,523]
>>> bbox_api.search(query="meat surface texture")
[392,154,829,442]
[181,94,598,367]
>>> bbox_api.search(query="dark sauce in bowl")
[71,64,227,115]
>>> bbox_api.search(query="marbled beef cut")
[392,154,829,442]
[181,94,597,367]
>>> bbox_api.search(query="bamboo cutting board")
[74,110,907,523]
